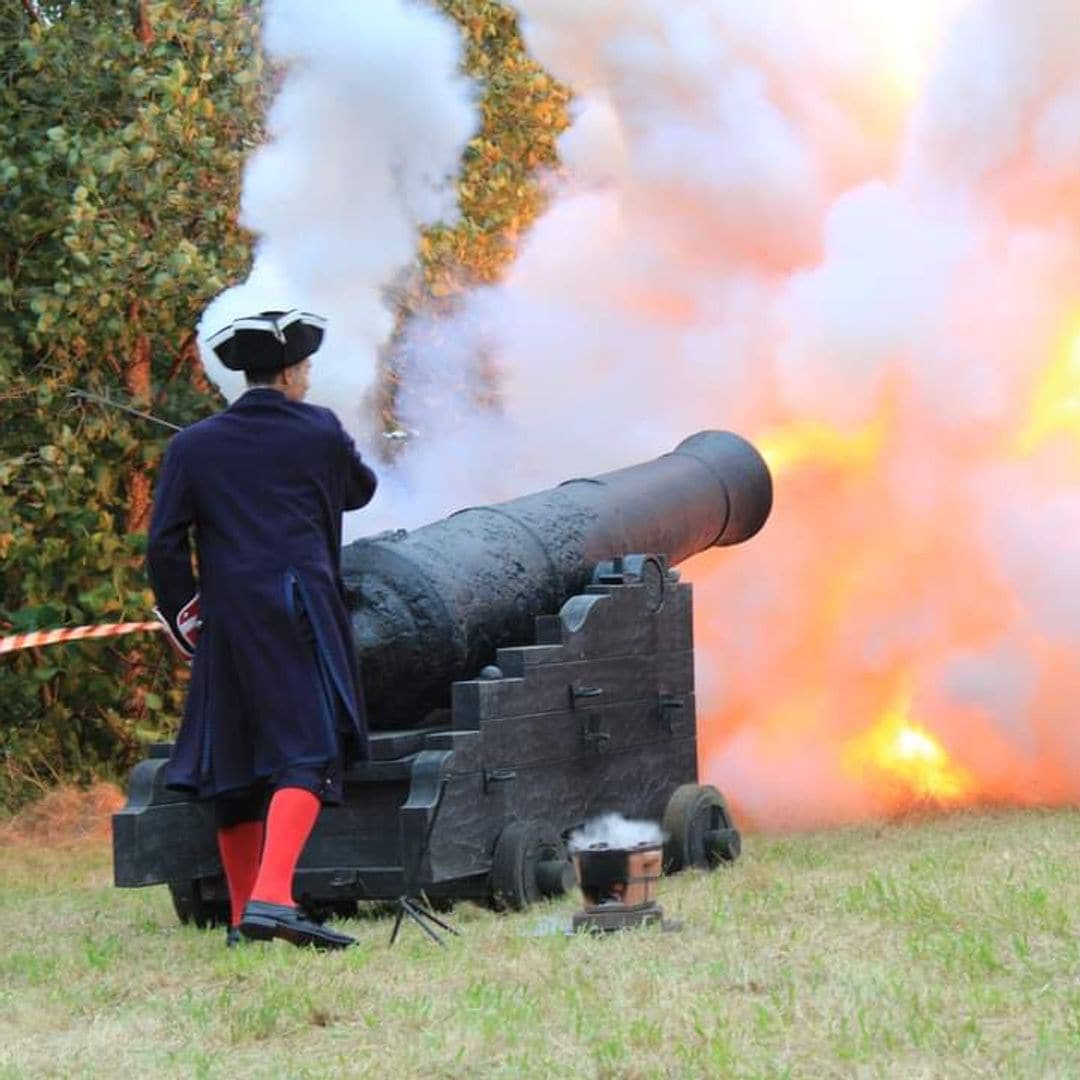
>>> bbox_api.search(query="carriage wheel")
[489,819,572,911]
[168,878,230,928]
[662,784,741,872]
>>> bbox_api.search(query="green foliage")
[0,0,568,808]
[0,1,264,808]
[427,0,570,293]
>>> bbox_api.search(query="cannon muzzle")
[342,431,771,729]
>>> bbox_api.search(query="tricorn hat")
[207,309,327,375]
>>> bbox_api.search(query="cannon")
[112,431,772,920]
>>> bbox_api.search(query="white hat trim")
[206,310,327,348]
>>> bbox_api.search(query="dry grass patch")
[1,807,1080,1077]
[0,782,124,847]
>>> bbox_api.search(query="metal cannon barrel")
[341,431,772,729]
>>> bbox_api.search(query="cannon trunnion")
[113,556,738,918]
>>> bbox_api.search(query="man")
[147,309,377,950]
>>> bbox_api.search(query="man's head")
[245,355,312,402]
[208,310,325,402]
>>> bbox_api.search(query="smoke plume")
[204,0,1080,829]
[568,814,665,853]
[198,0,477,442]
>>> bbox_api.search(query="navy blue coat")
[146,387,377,800]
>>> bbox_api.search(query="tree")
[0,0,568,809]
[0,0,264,806]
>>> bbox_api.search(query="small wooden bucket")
[572,842,663,910]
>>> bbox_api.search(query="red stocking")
[216,820,264,927]
[249,787,320,907]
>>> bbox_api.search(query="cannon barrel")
[342,431,772,729]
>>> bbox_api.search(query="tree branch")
[158,331,196,392]
[134,1,155,46]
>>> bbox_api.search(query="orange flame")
[756,411,887,478]
[1014,326,1080,455]
[842,689,975,807]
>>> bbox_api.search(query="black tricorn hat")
[207,309,327,375]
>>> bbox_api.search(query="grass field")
[2,806,1079,1078]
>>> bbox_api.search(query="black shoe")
[239,900,356,951]
[226,926,243,949]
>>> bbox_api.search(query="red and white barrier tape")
[0,621,162,656]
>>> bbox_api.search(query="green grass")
[2,808,1080,1077]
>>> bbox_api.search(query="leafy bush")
[0,0,568,810]
[0,0,263,808]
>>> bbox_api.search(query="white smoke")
[497,0,1080,827]
[197,0,477,444]
[568,813,665,853]
[906,0,1080,187]
[205,0,1080,827]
